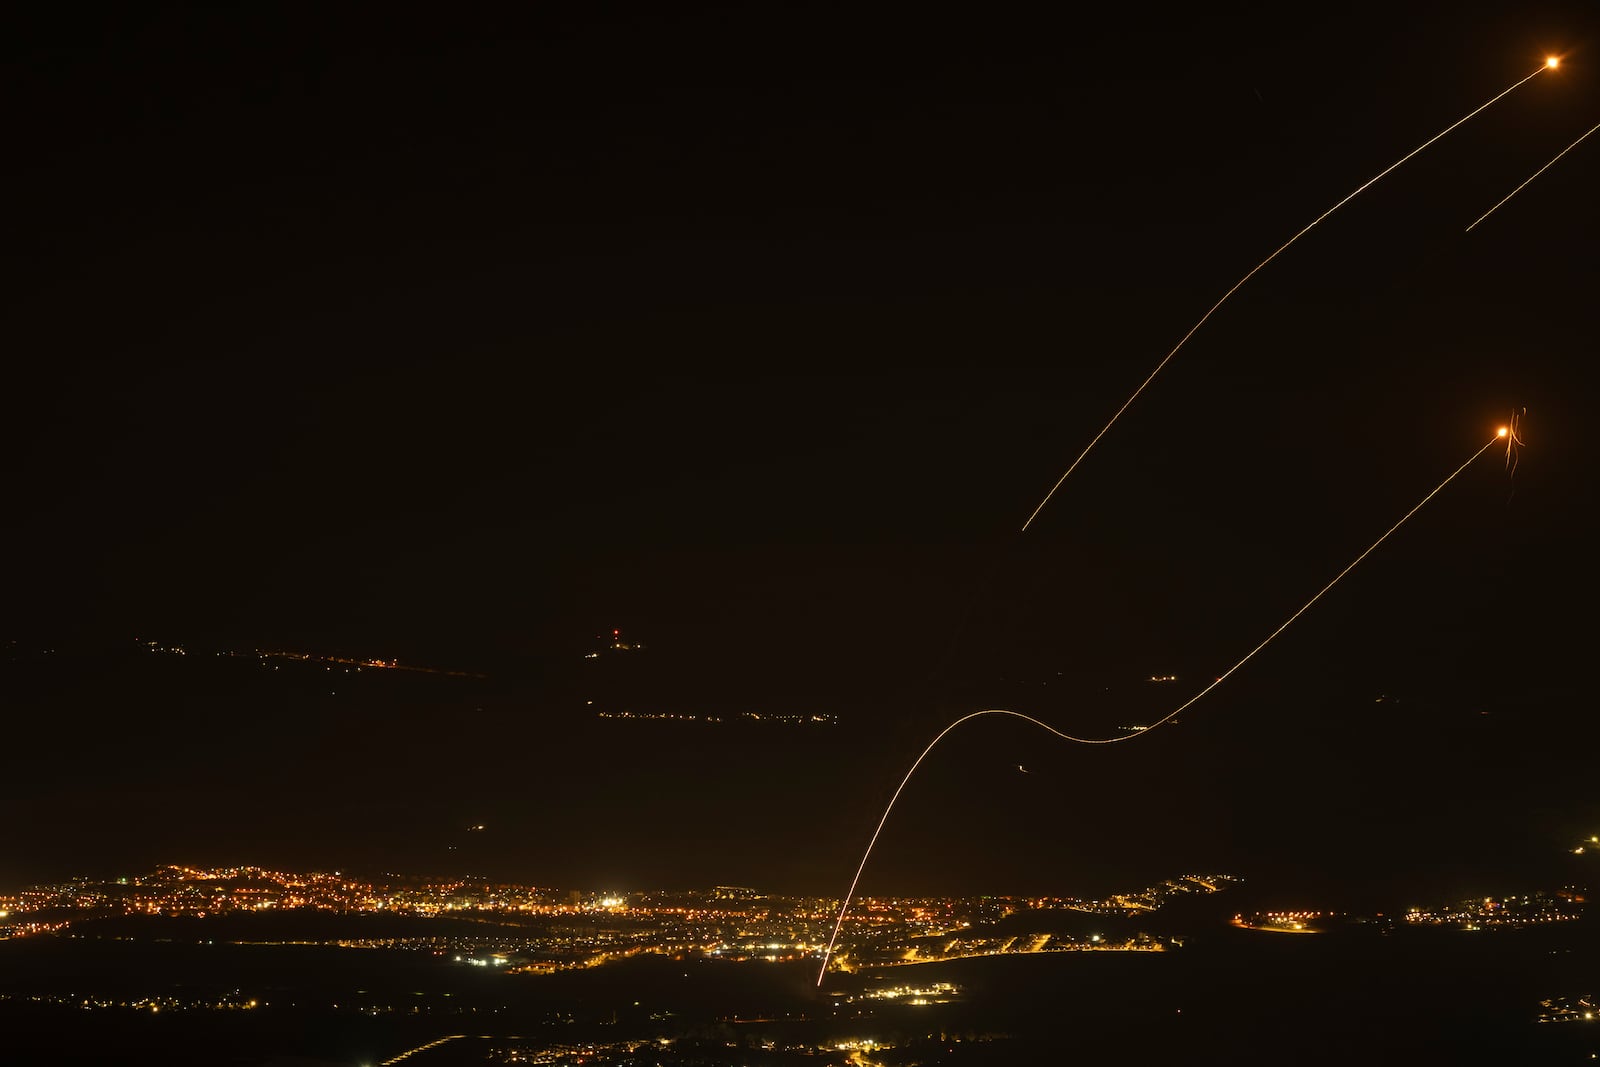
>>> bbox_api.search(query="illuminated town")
[3,861,1592,1064]
[0,865,1238,975]
[1402,891,1586,929]
[141,639,487,679]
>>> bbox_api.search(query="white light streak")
[1465,118,1600,232]
[822,432,1504,984]
[1021,64,1549,533]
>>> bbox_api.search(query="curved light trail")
[1466,117,1600,232]
[822,430,1506,984]
[1020,62,1552,533]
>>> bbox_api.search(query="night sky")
[5,4,1599,906]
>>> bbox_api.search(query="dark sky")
[4,3,1599,902]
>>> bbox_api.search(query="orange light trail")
[1503,409,1526,476]
[1020,62,1551,533]
[1465,117,1600,232]
[822,431,1505,984]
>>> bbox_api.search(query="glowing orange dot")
[1497,427,1509,437]
[1546,56,1560,69]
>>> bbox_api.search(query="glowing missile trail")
[822,431,1505,984]
[1020,62,1553,533]
[1465,117,1600,232]
[1503,410,1524,478]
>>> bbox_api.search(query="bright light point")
[1497,427,1508,438]
[1546,56,1560,69]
